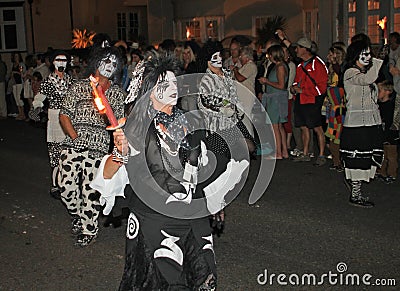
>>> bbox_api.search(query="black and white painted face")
[359,48,372,66]
[210,52,222,68]
[98,53,117,78]
[53,55,68,72]
[154,71,178,105]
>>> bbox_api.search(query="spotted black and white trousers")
[58,148,101,236]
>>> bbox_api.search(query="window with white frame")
[183,19,200,40]
[117,12,139,41]
[0,6,26,52]
[174,16,224,43]
[206,19,219,41]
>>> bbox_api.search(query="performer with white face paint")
[58,42,125,247]
[98,53,118,78]
[36,50,75,200]
[91,51,249,290]
[340,40,384,208]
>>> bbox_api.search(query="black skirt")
[340,125,384,170]
[119,209,216,290]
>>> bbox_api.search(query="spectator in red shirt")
[290,37,328,166]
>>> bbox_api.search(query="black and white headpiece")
[125,60,145,104]
[125,51,179,104]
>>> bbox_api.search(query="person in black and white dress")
[91,51,249,290]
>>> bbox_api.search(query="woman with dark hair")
[38,50,75,199]
[340,40,384,208]
[91,51,249,289]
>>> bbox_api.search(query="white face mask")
[53,55,68,72]
[210,52,222,68]
[154,71,178,105]
[98,54,117,78]
[359,48,372,66]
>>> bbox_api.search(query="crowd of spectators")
[0,31,398,209]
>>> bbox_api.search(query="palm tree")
[257,16,288,45]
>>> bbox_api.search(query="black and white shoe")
[71,215,82,235]
[349,196,374,208]
[75,234,97,247]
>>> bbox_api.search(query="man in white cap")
[290,37,328,166]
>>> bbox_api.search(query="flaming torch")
[377,16,388,45]
[90,75,125,130]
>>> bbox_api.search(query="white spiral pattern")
[336,262,347,273]
[126,212,139,240]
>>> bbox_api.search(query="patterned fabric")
[58,149,101,235]
[40,72,74,110]
[40,72,75,168]
[125,60,145,104]
[325,86,346,144]
[60,78,125,159]
[48,142,63,168]
[119,209,216,290]
[198,68,239,132]
[150,105,190,150]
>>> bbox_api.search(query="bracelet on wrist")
[112,146,129,164]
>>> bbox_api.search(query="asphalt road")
[0,118,399,290]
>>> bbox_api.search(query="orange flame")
[90,78,106,112]
[186,27,190,39]
[377,16,387,30]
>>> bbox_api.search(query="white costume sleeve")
[32,93,47,109]
[90,155,129,215]
[203,159,249,214]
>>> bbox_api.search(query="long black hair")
[83,43,123,84]
[124,51,180,150]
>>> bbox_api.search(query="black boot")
[348,180,374,208]
[50,186,61,200]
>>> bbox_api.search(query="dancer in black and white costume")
[59,42,125,247]
[91,52,249,290]
[340,40,384,208]
[36,51,75,199]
